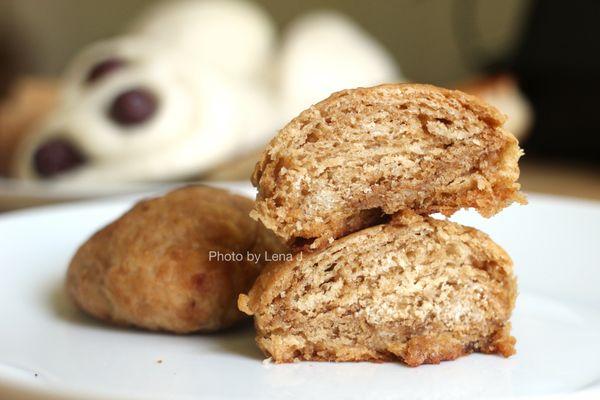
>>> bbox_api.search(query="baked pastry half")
[67,185,287,333]
[251,83,525,249]
[239,212,517,366]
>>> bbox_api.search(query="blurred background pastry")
[0,77,58,176]
[11,0,279,183]
[130,0,276,81]
[276,11,402,122]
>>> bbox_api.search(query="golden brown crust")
[0,77,58,176]
[239,212,516,366]
[251,83,525,249]
[67,185,288,333]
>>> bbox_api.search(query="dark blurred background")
[0,0,598,203]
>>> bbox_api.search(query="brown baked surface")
[67,185,288,333]
[0,77,57,176]
[239,211,516,366]
[251,83,525,249]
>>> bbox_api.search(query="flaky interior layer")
[253,85,524,247]
[249,218,516,365]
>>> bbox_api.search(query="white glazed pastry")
[130,0,276,80]
[60,36,161,103]
[277,11,402,121]
[14,0,278,182]
[14,50,275,182]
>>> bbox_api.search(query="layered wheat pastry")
[239,212,517,366]
[251,83,525,249]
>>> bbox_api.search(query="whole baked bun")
[239,212,517,366]
[67,185,287,333]
[251,83,526,249]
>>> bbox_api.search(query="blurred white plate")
[0,183,599,400]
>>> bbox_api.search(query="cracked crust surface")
[251,83,525,249]
[239,212,517,366]
[67,185,288,333]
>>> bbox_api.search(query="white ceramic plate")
[1,183,599,400]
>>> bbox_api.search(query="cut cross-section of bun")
[239,212,517,366]
[251,83,525,249]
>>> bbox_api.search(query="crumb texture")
[239,212,516,365]
[251,83,525,248]
[67,185,287,333]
